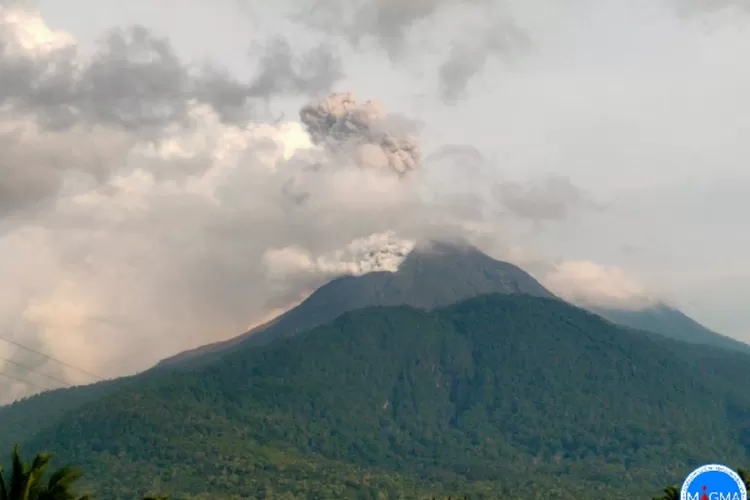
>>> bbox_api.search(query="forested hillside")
[12,294,750,499]
[155,241,556,369]
[590,303,750,354]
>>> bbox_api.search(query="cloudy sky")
[1,0,749,401]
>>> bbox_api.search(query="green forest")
[4,294,750,499]
[1,444,746,499]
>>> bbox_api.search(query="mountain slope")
[0,380,117,454]
[20,294,750,499]
[590,303,750,354]
[5,241,747,462]
[157,241,555,367]
[0,241,555,445]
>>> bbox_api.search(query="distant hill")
[156,240,556,368]
[18,294,750,499]
[589,303,750,355]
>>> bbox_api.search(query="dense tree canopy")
[5,294,750,498]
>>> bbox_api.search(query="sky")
[1,0,750,402]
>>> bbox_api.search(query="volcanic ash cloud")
[299,92,420,175]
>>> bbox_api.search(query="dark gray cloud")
[0,15,343,217]
[247,37,343,99]
[77,26,192,130]
[293,0,469,58]
[0,25,342,131]
[299,92,421,174]
[438,20,528,103]
[196,36,342,123]
[0,24,197,131]
[289,0,525,103]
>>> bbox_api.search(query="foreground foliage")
[0,445,89,500]
[0,445,171,500]
[653,468,750,499]
[8,295,750,498]
[6,443,750,499]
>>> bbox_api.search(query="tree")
[0,445,89,500]
[143,496,168,500]
[655,467,750,499]
[738,468,750,491]
[652,485,680,500]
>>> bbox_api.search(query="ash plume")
[299,92,421,174]
[6,0,750,404]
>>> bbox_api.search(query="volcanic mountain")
[2,240,560,449]
[589,303,750,354]
[157,240,750,369]
[13,293,750,499]
[156,240,557,368]
[3,240,750,499]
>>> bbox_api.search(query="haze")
[1,0,749,401]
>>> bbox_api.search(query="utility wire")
[0,334,104,382]
[0,356,73,388]
[0,370,53,392]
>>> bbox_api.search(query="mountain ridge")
[15,293,750,499]
[156,240,556,368]
[157,240,750,369]
[4,238,749,481]
[589,303,750,354]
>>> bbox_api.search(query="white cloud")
[543,260,658,310]
[0,89,491,398]
[4,0,750,402]
[264,231,415,279]
[0,6,75,55]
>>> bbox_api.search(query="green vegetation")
[590,303,750,354]
[0,444,89,500]
[157,241,554,369]
[652,468,750,499]
[0,445,170,500]
[0,381,128,455]
[5,294,750,499]
[4,441,748,499]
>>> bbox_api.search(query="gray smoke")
[11,0,747,404]
[288,0,524,103]
[299,92,421,174]
[0,17,342,218]
[0,26,341,131]
[292,0,480,58]
[437,17,528,103]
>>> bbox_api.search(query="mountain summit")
[158,239,750,368]
[157,240,555,367]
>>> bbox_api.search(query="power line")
[0,370,53,392]
[0,334,104,382]
[0,356,73,388]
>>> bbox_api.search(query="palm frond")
[46,466,83,491]
[9,444,29,499]
[0,466,8,500]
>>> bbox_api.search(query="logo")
[681,464,748,500]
